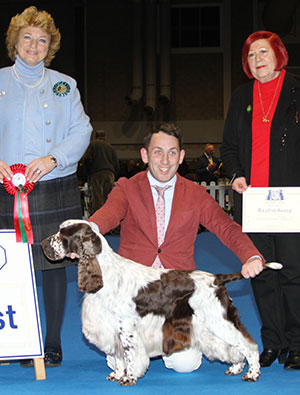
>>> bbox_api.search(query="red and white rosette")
[3,164,35,244]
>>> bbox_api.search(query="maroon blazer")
[89,171,263,270]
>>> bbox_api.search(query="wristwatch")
[49,155,58,167]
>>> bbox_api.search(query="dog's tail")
[214,262,282,286]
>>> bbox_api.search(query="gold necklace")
[12,65,45,88]
[257,72,281,123]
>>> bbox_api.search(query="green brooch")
[53,81,70,97]
[247,105,252,112]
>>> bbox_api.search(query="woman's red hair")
[242,31,288,79]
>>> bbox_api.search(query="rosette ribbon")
[3,164,35,244]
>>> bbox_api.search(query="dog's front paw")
[118,374,137,386]
[106,371,120,382]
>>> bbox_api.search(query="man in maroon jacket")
[89,122,264,372]
[90,122,263,273]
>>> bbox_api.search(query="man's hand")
[208,162,217,171]
[241,257,264,279]
[213,169,221,177]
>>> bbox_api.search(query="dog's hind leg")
[195,318,260,381]
[239,344,260,382]
[214,325,260,382]
[220,323,260,381]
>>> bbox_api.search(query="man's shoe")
[278,348,288,364]
[44,347,62,367]
[20,359,34,368]
[284,351,300,370]
[260,349,280,367]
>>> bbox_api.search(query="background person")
[119,159,141,179]
[84,130,119,214]
[196,144,222,184]
[0,6,92,367]
[221,30,300,370]
[89,122,265,374]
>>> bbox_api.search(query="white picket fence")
[79,183,91,219]
[200,181,234,216]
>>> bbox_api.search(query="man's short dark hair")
[143,122,183,150]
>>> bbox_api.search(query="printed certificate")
[242,187,300,233]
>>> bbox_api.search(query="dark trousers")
[249,233,300,351]
[42,267,67,350]
[89,171,115,214]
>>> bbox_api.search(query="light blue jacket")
[0,63,92,181]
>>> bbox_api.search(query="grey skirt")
[0,174,82,270]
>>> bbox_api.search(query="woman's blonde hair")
[6,6,61,66]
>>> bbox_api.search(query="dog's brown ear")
[78,257,103,293]
[82,225,102,256]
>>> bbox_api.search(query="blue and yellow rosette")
[3,164,35,244]
[53,81,70,97]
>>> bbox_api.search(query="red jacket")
[89,171,263,270]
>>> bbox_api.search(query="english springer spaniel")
[42,219,281,386]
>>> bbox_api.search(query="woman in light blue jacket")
[0,6,92,367]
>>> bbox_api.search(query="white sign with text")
[0,230,44,361]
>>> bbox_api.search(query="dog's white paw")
[241,370,260,382]
[118,374,137,386]
[106,371,121,382]
[225,361,245,376]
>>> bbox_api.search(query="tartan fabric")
[0,174,82,270]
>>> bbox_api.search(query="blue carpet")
[1,232,299,394]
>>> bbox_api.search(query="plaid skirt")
[0,174,82,270]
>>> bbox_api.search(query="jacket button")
[158,248,161,253]
[46,120,51,125]
[46,138,52,143]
